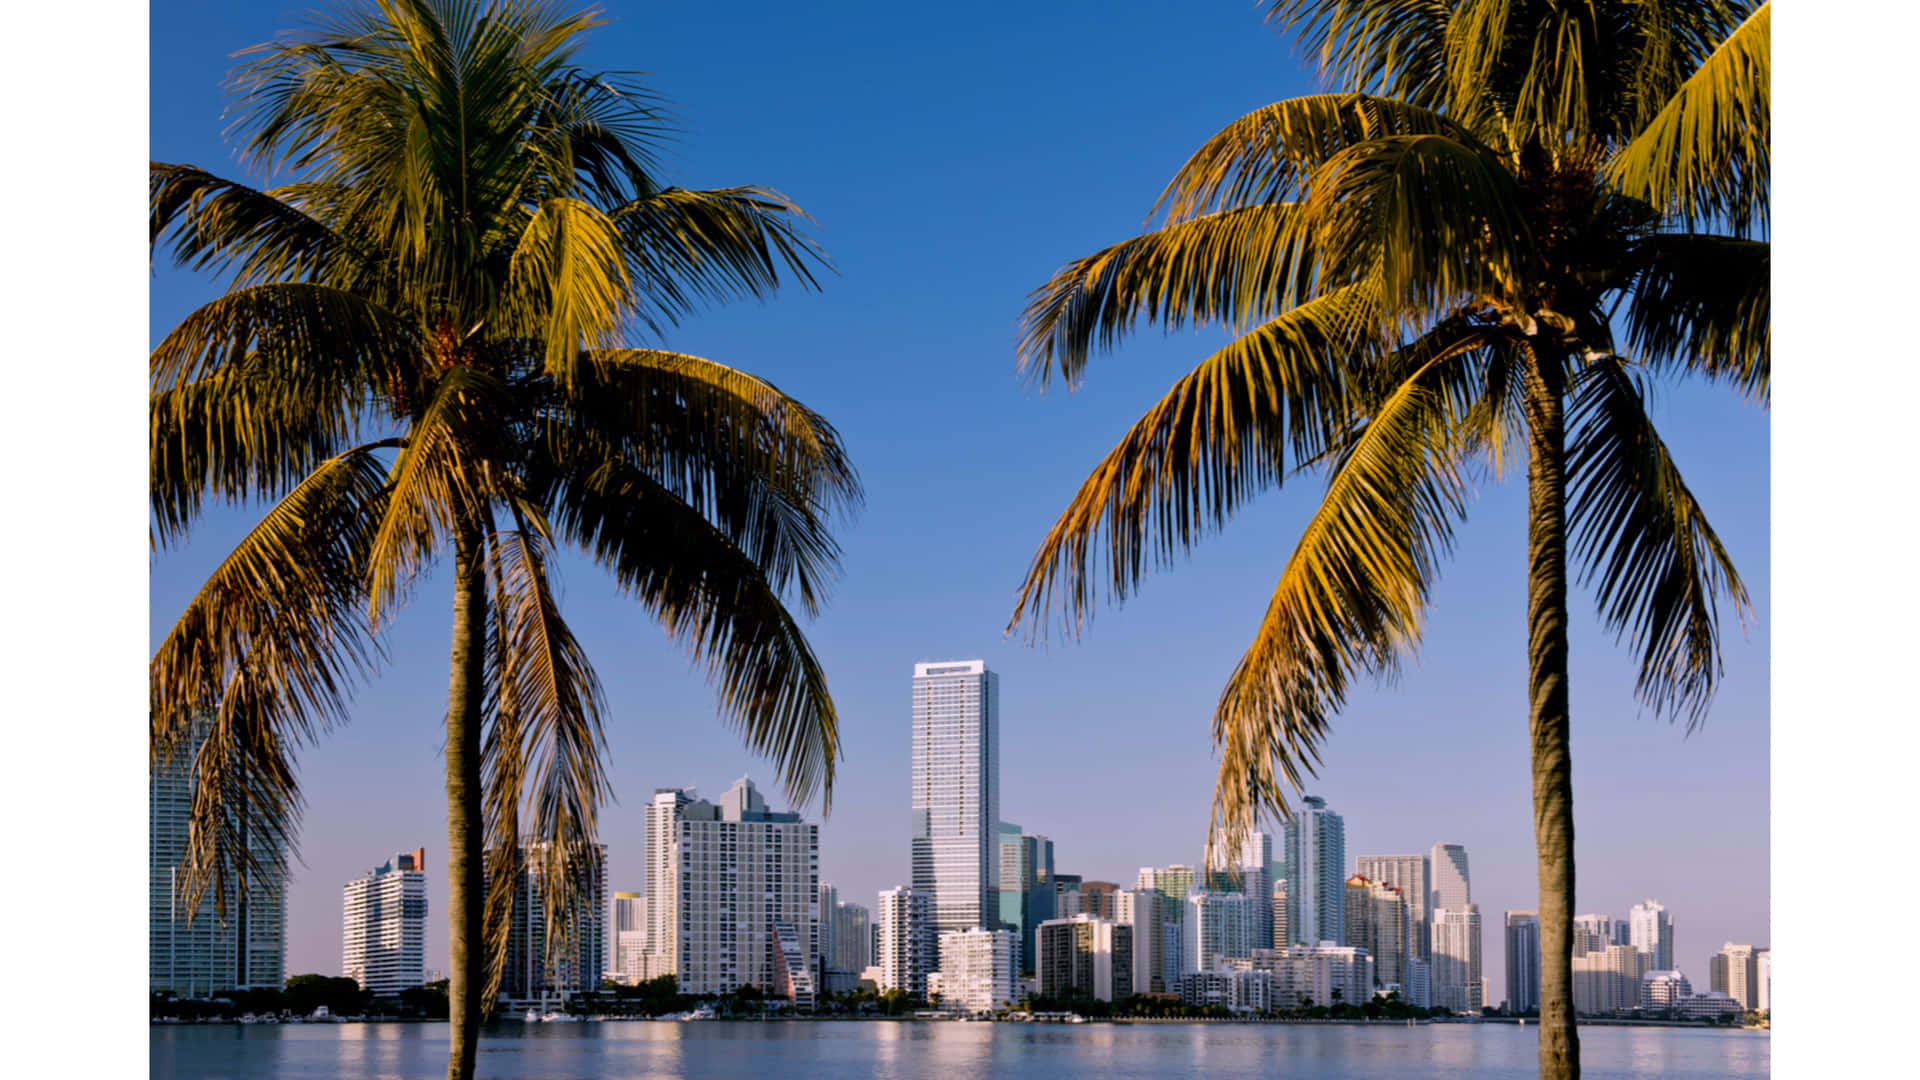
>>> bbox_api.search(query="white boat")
[540,1012,578,1023]
[523,1009,541,1022]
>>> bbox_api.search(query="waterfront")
[153,1020,1770,1079]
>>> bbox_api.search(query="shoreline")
[153,1015,1766,1031]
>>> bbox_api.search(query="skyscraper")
[1711,942,1760,1011]
[1214,831,1274,949]
[1342,875,1408,989]
[911,661,1000,961]
[611,891,647,983]
[498,841,608,1000]
[1357,854,1431,962]
[1429,843,1471,913]
[878,886,934,996]
[641,779,819,998]
[1182,891,1254,972]
[1137,865,1197,978]
[1628,898,1675,971]
[150,732,287,996]
[1115,887,1166,994]
[1431,905,1483,1013]
[1505,911,1540,1014]
[995,823,1054,971]
[1572,913,1616,956]
[1284,796,1346,945]
[342,849,427,997]
[1037,915,1134,1001]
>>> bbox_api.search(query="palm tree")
[148,3,858,1077]
[1008,3,1766,1077]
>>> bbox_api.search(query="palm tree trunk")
[446,523,488,1080]
[1524,352,1579,1080]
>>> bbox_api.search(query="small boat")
[523,1009,541,1023]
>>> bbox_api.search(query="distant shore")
[153,1015,1764,1030]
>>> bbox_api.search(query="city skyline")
[146,1,1770,1011]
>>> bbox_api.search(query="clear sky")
[149,0,1769,1007]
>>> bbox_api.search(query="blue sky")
[149,0,1769,1005]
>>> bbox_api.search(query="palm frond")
[610,187,828,328]
[151,447,388,917]
[1622,232,1769,403]
[366,366,507,621]
[1017,203,1315,389]
[555,349,861,616]
[1008,286,1380,642]
[1302,133,1533,319]
[1153,93,1488,222]
[1206,322,1487,852]
[1566,357,1750,727]
[150,282,422,394]
[150,361,385,548]
[1265,0,1456,110]
[1607,1,1769,235]
[483,525,609,977]
[506,196,634,381]
[549,453,839,813]
[150,163,369,287]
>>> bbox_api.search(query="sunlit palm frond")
[1567,357,1750,728]
[366,366,507,620]
[505,196,634,380]
[483,525,609,976]
[550,454,839,812]
[1018,203,1316,389]
[610,187,829,328]
[1009,286,1381,641]
[1206,323,1488,855]
[1154,93,1487,222]
[1622,232,1768,403]
[560,349,861,615]
[150,358,390,547]
[1265,0,1456,110]
[151,447,388,916]
[1303,133,1533,318]
[1607,0,1769,234]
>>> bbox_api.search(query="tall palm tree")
[1009,3,1766,1076]
[148,3,859,1077]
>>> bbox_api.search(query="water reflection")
[152,1021,1768,1080]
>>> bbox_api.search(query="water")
[153,1021,1770,1079]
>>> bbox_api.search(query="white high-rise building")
[818,886,872,993]
[878,886,934,996]
[1115,887,1166,994]
[937,928,1020,1012]
[1357,854,1431,962]
[149,732,287,996]
[1711,942,1761,1011]
[1431,905,1484,1013]
[610,892,648,983]
[1756,949,1770,1013]
[1183,891,1254,973]
[911,661,1000,964]
[1628,898,1674,972]
[342,848,427,996]
[1573,913,1617,956]
[1284,797,1345,945]
[640,779,819,999]
[1429,843,1471,912]
[1231,831,1275,950]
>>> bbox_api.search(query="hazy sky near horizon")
[150,0,1769,1005]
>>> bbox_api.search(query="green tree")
[149,3,858,1078]
[1009,4,1766,1078]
